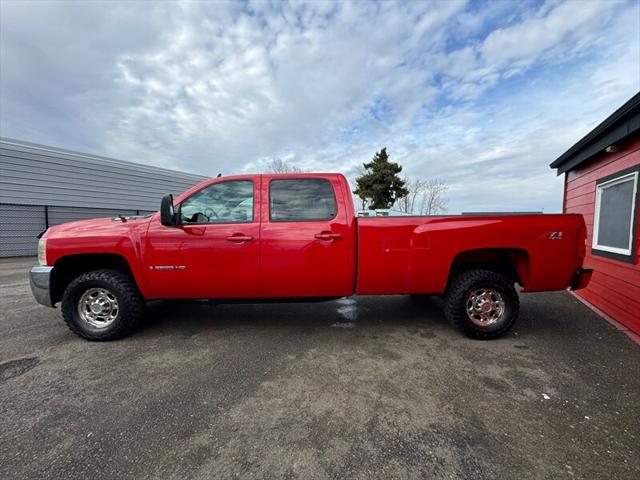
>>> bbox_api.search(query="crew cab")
[30,173,592,341]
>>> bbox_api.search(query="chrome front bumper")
[29,266,55,307]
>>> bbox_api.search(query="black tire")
[444,269,519,340]
[61,270,144,341]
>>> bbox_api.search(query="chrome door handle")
[226,234,253,243]
[314,232,341,240]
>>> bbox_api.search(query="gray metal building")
[0,138,208,257]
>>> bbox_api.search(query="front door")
[259,175,352,298]
[145,178,260,299]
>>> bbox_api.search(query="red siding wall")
[564,136,640,335]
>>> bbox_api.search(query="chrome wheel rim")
[466,288,505,327]
[77,288,119,328]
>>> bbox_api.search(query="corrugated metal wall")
[0,138,209,257]
[1,138,207,210]
[0,204,47,257]
[47,206,143,225]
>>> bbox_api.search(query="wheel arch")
[447,248,530,288]
[51,253,138,304]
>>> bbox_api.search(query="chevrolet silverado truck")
[29,173,592,341]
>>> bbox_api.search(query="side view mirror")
[160,194,177,226]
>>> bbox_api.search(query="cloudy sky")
[1,0,639,213]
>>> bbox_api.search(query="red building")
[551,92,640,335]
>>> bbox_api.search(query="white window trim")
[592,170,638,256]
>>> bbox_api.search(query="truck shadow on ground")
[134,291,593,341]
[136,295,450,337]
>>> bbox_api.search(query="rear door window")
[269,179,337,222]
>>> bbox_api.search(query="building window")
[592,168,639,261]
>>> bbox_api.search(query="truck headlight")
[38,237,47,266]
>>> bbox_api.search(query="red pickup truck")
[30,173,592,341]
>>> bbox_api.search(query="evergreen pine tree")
[353,148,409,209]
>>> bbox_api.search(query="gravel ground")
[1,257,639,480]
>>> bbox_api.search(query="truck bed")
[356,214,586,295]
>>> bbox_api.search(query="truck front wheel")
[444,269,519,340]
[61,270,144,341]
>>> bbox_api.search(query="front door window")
[180,180,254,224]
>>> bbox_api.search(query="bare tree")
[269,158,307,174]
[421,178,448,215]
[397,176,427,214]
[395,176,448,215]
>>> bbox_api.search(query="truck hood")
[45,215,153,239]
[43,214,155,267]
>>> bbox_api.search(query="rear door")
[259,175,352,297]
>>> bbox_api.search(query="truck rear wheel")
[61,270,144,341]
[444,269,519,339]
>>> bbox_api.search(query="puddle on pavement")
[0,357,40,383]
[336,297,358,323]
[331,321,355,329]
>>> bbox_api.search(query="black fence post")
[44,205,49,228]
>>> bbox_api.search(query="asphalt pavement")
[1,256,639,479]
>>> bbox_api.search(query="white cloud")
[480,0,618,67]
[1,0,638,213]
